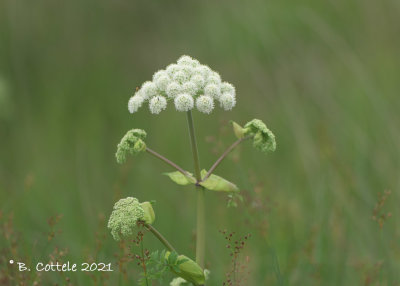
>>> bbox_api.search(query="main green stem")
[186,111,205,269]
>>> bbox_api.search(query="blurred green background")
[1,0,399,285]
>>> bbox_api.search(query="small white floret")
[190,74,205,90]
[155,75,171,92]
[182,81,198,96]
[172,70,190,84]
[196,95,214,114]
[174,93,194,112]
[204,84,221,99]
[220,82,235,96]
[141,81,158,99]
[152,70,167,82]
[149,96,167,114]
[177,55,194,66]
[219,92,236,110]
[166,82,182,98]
[194,65,211,79]
[166,64,181,77]
[128,94,144,113]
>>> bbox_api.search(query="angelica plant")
[108,55,276,285]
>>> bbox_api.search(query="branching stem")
[202,135,252,182]
[146,147,189,176]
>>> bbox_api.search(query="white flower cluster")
[128,55,236,115]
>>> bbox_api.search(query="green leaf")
[163,171,196,186]
[199,170,239,192]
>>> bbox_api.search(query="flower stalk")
[146,147,189,176]
[202,135,252,182]
[144,223,176,252]
[186,111,206,269]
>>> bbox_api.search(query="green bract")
[107,197,155,241]
[243,119,276,153]
[164,170,239,193]
[141,201,156,225]
[200,170,239,192]
[165,252,205,286]
[163,171,196,185]
[115,129,147,164]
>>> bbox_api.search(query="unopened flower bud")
[231,121,245,139]
[115,129,147,164]
[243,119,276,153]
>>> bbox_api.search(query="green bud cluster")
[232,119,276,154]
[244,119,276,153]
[115,129,147,164]
[107,197,155,241]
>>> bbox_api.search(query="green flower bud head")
[127,55,236,114]
[107,197,145,241]
[140,201,155,224]
[165,252,205,286]
[244,119,276,153]
[115,129,147,164]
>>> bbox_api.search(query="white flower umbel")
[174,93,194,112]
[149,96,167,114]
[127,55,236,114]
